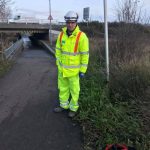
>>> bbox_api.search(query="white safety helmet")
[64,11,78,22]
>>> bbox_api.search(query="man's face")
[66,21,77,32]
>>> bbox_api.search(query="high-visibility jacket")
[55,25,89,77]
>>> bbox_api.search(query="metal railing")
[0,18,58,25]
[39,40,55,56]
[4,39,23,59]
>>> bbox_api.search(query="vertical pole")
[87,19,89,27]
[103,0,109,82]
[49,0,52,45]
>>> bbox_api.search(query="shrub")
[76,30,150,149]
[0,60,12,77]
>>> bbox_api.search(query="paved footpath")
[0,47,83,150]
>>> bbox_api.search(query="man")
[54,11,89,117]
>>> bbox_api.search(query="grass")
[75,32,150,150]
[0,60,12,77]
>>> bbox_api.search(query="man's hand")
[79,72,85,78]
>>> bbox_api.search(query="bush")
[110,61,150,101]
[0,60,12,77]
[78,22,104,37]
[76,30,150,149]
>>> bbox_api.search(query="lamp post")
[103,0,109,82]
[49,0,52,45]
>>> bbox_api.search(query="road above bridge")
[0,46,82,150]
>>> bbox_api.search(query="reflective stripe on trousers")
[58,72,80,112]
[60,101,69,109]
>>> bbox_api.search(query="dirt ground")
[0,46,83,150]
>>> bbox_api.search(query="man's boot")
[54,107,65,113]
[68,110,76,118]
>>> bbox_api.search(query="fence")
[4,39,23,60]
[0,18,58,25]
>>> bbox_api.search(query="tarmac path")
[0,46,83,150]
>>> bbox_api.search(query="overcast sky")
[11,0,150,22]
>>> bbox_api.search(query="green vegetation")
[75,22,150,150]
[0,60,12,77]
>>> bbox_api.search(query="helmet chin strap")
[67,29,73,36]
[67,25,77,36]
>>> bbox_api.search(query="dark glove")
[79,72,85,78]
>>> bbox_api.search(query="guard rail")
[4,39,23,59]
[39,40,55,56]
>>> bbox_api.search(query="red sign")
[48,15,53,20]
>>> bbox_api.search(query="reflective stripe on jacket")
[55,25,89,77]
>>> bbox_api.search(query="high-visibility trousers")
[58,72,80,112]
